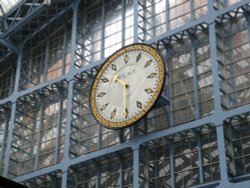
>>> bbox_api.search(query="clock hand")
[123,83,127,117]
[113,75,128,116]
[113,75,128,87]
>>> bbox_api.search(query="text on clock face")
[119,69,136,79]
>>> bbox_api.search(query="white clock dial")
[90,43,165,129]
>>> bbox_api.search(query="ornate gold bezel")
[90,43,165,129]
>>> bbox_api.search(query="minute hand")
[113,75,128,116]
[113,75,127,86]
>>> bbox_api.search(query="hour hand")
[113,75,128,87]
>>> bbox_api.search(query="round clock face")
[90,43,165,129]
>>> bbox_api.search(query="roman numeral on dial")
[111,64,117,71]
[147,73,157,78]
[125,108,129,119]
[136,52,142,62]
[97,92,106,97]
[100,103,109,111]
[145,88,153,94]
[101,78,109,83]
[144,59,152,68]
[137,101,143,109]
[124,54,129,63]
[110,108,117,119]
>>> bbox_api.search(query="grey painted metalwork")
[132,146,139,188]
[196,131,204,184]
[2,0,250,187]
[0,38,19,54]
[190,36,200,119]
[133,0,139,43]
[169,140,175,188]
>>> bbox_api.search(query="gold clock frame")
[90,43,165,129]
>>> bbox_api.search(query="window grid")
[0,105,10,175]
[218,15,250,110]
[225,116,250,178]
[8,84,67,177]
[18,20,72,91]
[213,0,242,9]
[139,125,219,188]
[1,1,250,187]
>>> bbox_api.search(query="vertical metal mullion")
[207,0,214,12]
[80,3,87,67]
[191,36,200,119]
[144,145,149,187]
[97,126,102,150]
[118,154,124,188]
[34,96,44,170]
[3,102,16,176]
[224,24,237,107]
[96,162,101,188]
[69,0,78,71]
[31,105,38,169]
[9,68,16,96]
[195,131,204,184]
[241,11,250,104]
[133,146,140,188]
[63,80,74,160]
[0,109,9,170]
[88,6,95,65]
[133,0,139,43]
[224,0,229,7]
[3,41,23,176]
[216,124,230,184]
[118,129,123,143]
[244,10,250,43]
[37,56,42,84]
[165,45,173,127]
[165,0,170,31]
[168,140,175,188]
[54,88,63,164]
[151,0,156,38]
[13,48,23,93]
[61,19,68,75]
[227,125,236,176]
[63,0,79,161]
[61,170,69,188]
[190,0,195,20]
[0,5,8,31]
[143,116,148,134]
[101,0,106,59]
[50,174,56,188]
[75,171,79,188]
[154,146,158,187]
[133,123,139,137]
[209,22,222,112]
[121,0,126,47]
[242,137,247,175]
[43,35,49,82]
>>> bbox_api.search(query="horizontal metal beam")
[147,0,250,45]
[12,101,250,183]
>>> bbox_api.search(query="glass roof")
[0,0,21,16]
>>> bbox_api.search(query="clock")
[90,43,165,129]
